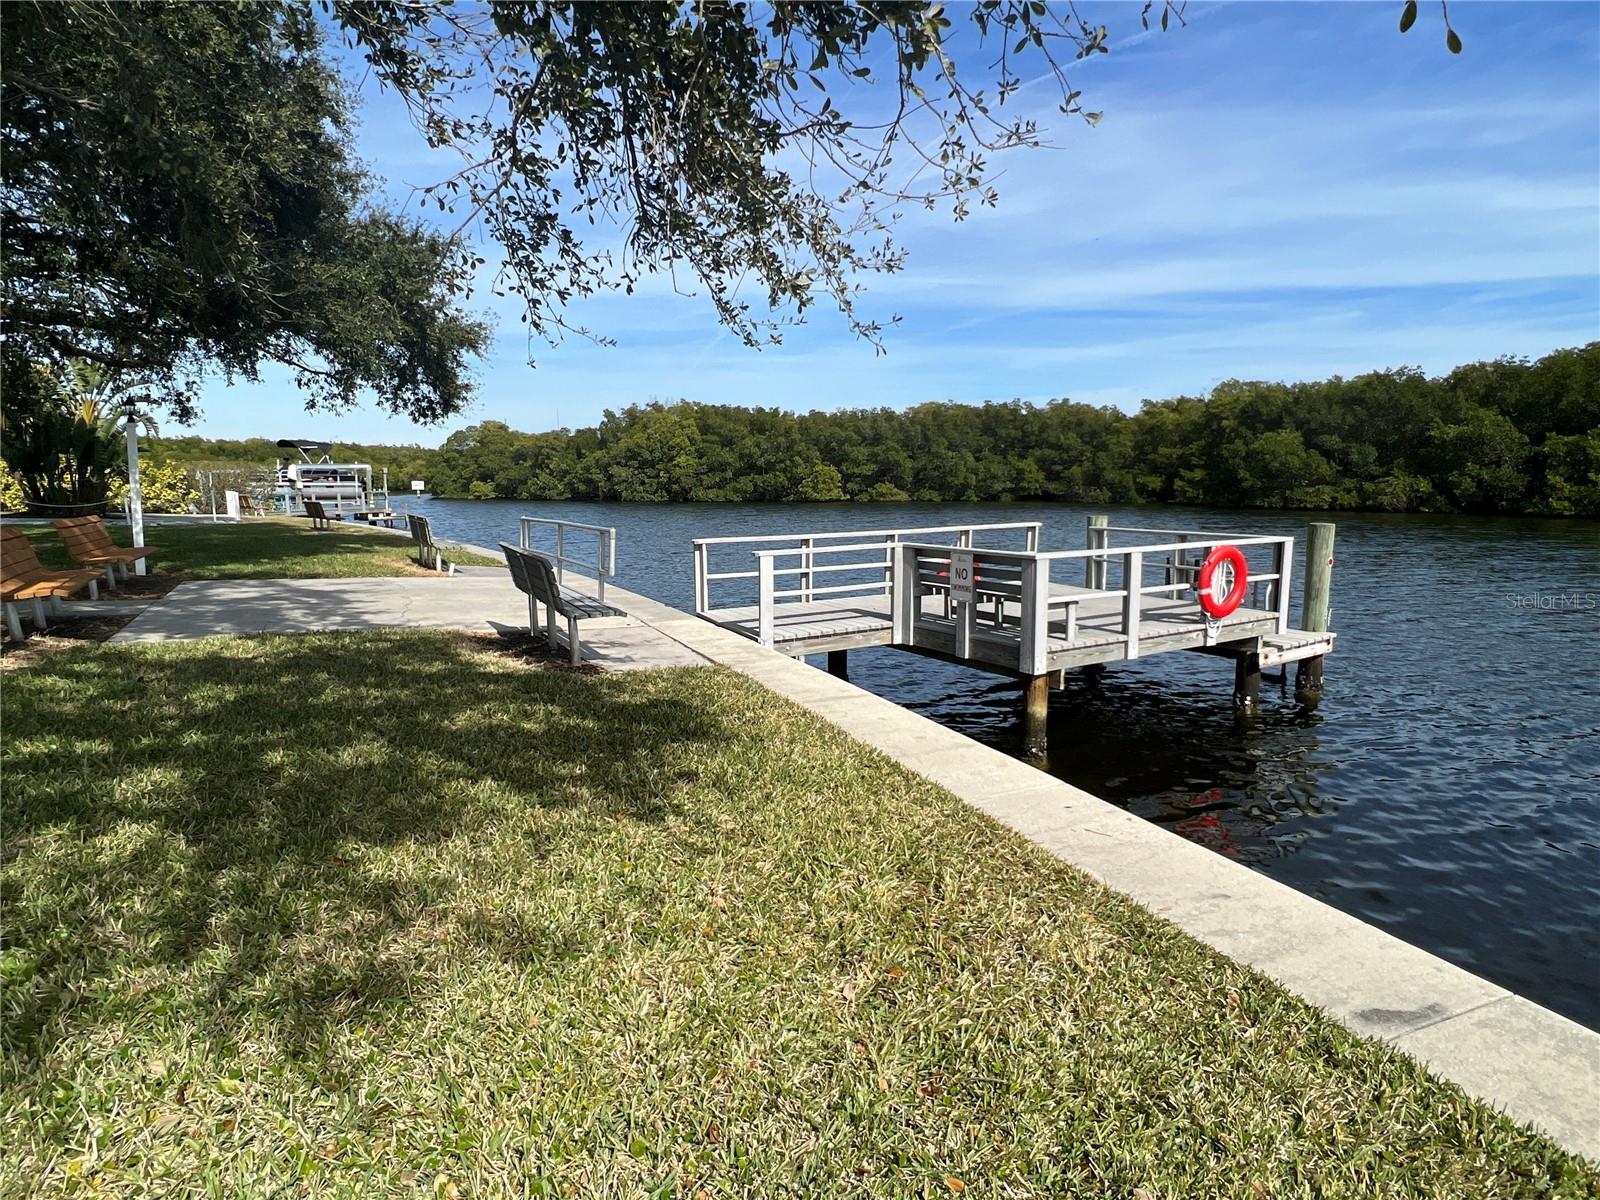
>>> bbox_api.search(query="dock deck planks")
[704,587,1334,673]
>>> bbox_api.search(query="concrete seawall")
[313,528,1600,1159]
[588,574,1598,1161]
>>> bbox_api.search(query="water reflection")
[883,656,1337,868]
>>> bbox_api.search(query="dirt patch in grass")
[0,615,136,668]
[465,628,603,674]
[100,572,182,599]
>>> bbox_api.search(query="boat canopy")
[276,439,333,462]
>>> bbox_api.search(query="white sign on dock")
[410,480,425,492]
[949,550,976,604]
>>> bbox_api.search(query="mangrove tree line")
[421,344,1599,515]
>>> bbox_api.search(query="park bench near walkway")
[408,513,454,573]
[501,543,617,665]
[52,515,157,586]
[1,524,103,640]
[304,499,340,530]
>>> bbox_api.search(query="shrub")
[108,460,198,513]
[0,460,25,512]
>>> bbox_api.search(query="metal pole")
[124,418,146,575]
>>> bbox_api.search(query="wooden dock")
[692,519,1335,751]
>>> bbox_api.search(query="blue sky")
[194,1,1600,444]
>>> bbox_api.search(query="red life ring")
[1197,545,1249,619]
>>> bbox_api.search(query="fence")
[690,522,1043,636]
[891,526,1293,672]
[519,517,618,602]
[694,518,1292,668]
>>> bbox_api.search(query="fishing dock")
[692,518,1336,753]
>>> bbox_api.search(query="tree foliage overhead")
[1,1,488,422]
[331,0,1189,352]
[3,0,1467,428]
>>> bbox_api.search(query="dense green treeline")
[428,344,1599,514]
[154,345,1600,515]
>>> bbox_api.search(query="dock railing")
[692,522,1042,643]
[519,517,617,603]
[694,518,1293,663]
[891,526,1294,674]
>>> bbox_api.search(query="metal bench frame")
[501,543,614,666]
[408,513,451,572]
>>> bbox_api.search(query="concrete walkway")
[599,579,1600,1162]
[109,573,706,671]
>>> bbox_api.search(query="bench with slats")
[408,513,453,572]
[1,524,102,640]
[501,543,615,665]
[304,499,341,529]
[52,515,157,585]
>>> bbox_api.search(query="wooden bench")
[52,515,157,586]
[408,513,453,572]
[1,524,103,640]
[500,543,615,665]
[304,499,341,530]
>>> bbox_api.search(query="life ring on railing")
[1197,545,1249,619]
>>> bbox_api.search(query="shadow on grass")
[2,630,723,1064]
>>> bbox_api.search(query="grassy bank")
[3,630,1592,1196]
[13,517,499,580]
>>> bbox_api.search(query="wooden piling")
[1294,522,1336,710]
[1023,674,1050,758]
[1234,651,1261,711]
[1087,513,1109,590]
[827,649,849,679]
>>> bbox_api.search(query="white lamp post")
[122,404,147,575]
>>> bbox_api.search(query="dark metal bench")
[408,513,451,572]
[304,499,340,530]
[501,543,615,665]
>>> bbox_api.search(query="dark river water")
[404,497,1600,1028]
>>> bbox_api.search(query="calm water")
[410,497,1600,1027]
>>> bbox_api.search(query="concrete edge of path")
[591,577,1599,1162]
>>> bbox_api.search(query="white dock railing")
[695,518,1293,662]
[519,517,617,603]
[691,522,1042,629]
[891,529,1293,673]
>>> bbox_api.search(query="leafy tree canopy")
[3,0,1463,427]
[1,1,488,422]
[332,0,1198,352]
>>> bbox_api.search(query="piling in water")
[1087,514,1109,590]
[1294,522,1336,709]
[1023,674,1050,758]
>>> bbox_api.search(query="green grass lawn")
[14,517,500,580]
[3,631,1593,1197]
